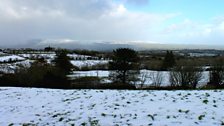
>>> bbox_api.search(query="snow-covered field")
[70,60,109,68]
[0,55,25,62]
[0,53,109,73]
[0,52,6,55]
[0,87,224,126]
[68,54,93,60]
[68,70,209,87]
[18,53,56,59]
[0,60,33,73]
[70,70,110,78]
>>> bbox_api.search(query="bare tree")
[169,60,203,89]
[150,71,163,87]
[139,70,150,88]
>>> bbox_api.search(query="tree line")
[108,48,224,89]
[0,48,224,89]
[0,50,73,89]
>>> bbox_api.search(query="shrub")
[71,77,101,89]
[0,58,70,89]
[208,57,224,88]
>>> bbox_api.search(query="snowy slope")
[18,53,56,59]
[68,54,92,59]
[0,87,224,126]
[19,53,95,60]
[0,55,25,62]
[70,70,109,77]
[0,60,32,73]
[70,60,109,68]
[0,52,5,55]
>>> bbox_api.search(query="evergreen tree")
[53,50,73,75]
[162,51,176,70]
[109,48,140,84]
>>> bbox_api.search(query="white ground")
[0,55,25,62]
[18,53,97,60]
[68,70,209,87]
[18,53,108,68]
[68,54,93,59]
[0,52,5,55]
[70,70,109,78]
[0,87,224,126]
[18,53,56,59]
[70,60,109,68]
[0,53,108,73]
[0,60,33,73]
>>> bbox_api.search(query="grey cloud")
[0,0,165,46]
[0,0,115,45]
[0,0,114,19]
[1,0,203,47]
[0,0,222,47]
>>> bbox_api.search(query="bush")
[71,77,101,89]
[99,83,136,89]
[0,74,19,86]
[208,57,224,88]
[70,77,136,89]
[0,59,70,89]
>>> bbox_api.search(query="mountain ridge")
[1,39,224,50]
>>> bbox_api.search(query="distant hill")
[2,39,224,50]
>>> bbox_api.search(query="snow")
[70,70,109,78]
[0,52,5,55]
[0,55,31,73]
[189,53,217,57]
[68,54,92,59]
[68,70,210,87]
[70,60,109,68]
[18,53,96,60]
[0,60,33,73]
[18,53,56,59]
[18,53,103,66]
[0,87,224,126]
[0,55,25,62]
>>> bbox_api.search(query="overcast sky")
[0,0,224,46]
